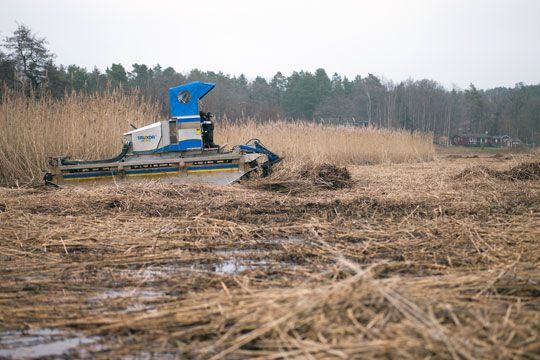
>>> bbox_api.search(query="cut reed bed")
[0,153,539,358]
[0,87,434,187]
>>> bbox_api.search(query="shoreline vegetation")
[0,87,434,187]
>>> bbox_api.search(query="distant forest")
[2,24,540,143]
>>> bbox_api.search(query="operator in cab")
[200,111,218,148]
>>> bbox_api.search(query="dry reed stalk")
[0,86,159,186]
[0,152,539,358]
[1,88,434,187]
[216,119,435,166]
[244,160,354,194]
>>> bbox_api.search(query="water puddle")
[215,261,248,274]
[128,268,173,281]
[193,259,298,274]
[266,236,308,245]
[90,289,162,313]
[91,289,162,300]
[112,237,308,278]
[0,328,97,359]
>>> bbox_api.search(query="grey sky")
[1,0,539,90]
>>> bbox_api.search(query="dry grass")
[1,150,539,358]
[217,119,434,165]
[244,160,354,194]
[3,88,538,358]
[0,88,434,187]
[0,86,158,186]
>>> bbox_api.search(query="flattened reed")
[1,152,539,358]
[246,161,354,193]
[456,160,540,181]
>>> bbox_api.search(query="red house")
[451,134,518,147]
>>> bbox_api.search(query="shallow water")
[2,238,307,357]
[215,261,248,273]
[0,328,97,358]
[125,236,305,277]
[91,289,162,300]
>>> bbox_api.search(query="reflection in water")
[0,328,97,358]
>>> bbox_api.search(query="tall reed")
[216,119,434,165]
[0,89,434,187]
[0,86,159,186]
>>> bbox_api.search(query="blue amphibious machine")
[45,82,281,186]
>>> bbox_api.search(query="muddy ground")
[1,148,539,359]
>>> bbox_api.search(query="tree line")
[2,24,539,143]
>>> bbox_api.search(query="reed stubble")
[1,152,539,359]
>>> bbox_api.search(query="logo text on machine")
[137,134,156,143]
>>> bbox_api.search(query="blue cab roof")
[169,82,215,117]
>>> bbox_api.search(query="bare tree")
[3,24,55,88]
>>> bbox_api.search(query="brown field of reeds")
[216,120,434,166]
[0,88,433,187]
[1,90,540,359]
[0,87,159,187]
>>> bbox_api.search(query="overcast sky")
[1,0,539,90]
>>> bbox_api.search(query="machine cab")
[123,82,215,154]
